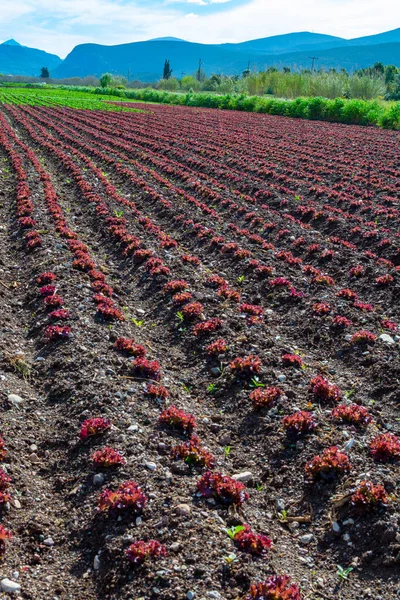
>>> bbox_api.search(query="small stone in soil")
[231,471,253,483]
[299,534,313,544]
[93,473,105,485]
[8,394,24,406]
[1,579,21,594]
[175,504,191,516]
[43,537,55,546]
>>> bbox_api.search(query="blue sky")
[1,0,399,57]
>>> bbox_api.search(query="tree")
[99,73,113,88]
[40,67,50,79]
[163,59,173,80]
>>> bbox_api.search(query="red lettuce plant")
[171,434,215,468]
[311,274,335,286]
[193,318,223,336]
[350,481,388,510]
[337,288,358,301]
[231,524,272,556]
[0,436,7,461]
[331,404,372,427]
[37,272,56,285]
[0,469,11,504]
[163,280,188,295]
[197,471,249,505]
[245,575,302,600]
[313,303,331,315]
[206,338,228,355]
[353,301,374,312]
[80,417,111,440]
[0,525,12,557]
[114,337,146,357]
[173,292,193,305]
[181,254,200,266]
[126,540,167,565]
[250,387,282,409]
[91,281,113,296]
[96,303,125,321]
[376,274,394,286]
[159,406,196,434]
[49,309,71,321]
[230,355,262,376]
[91,447,126,467]
[305,446,351,482]
[98,480,147,514]
[44,325,71,341]
[270,277,291,288]
[239,304,264,318]
[282,411,316,438]
[130,357,161,381]
[370,433,400,462]
[282,354,302,368]
[381,319,397,331]
[349,265,364,277]
[310,375,341,402]
[217,285,241,302]
[145,384,169,401]
[181,302,204,320]
[39,284,56,297]
[331,315,353,328]
[44,294,63,308]
[350,330,376,345]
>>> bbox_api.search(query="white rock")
[1,579,21,594]
[299,534,313,544]
[145,462,157,471]
[93,473,105,485]
[206,592,223,599]
[379,334,395,345]
[43,537,54,546]
[343,438,355,451]
[175,504,191,516]
[7,394,23,407]
[187,592,195,600]
[231,471,253,483]
[93,555,101,570]
[332,521,341,533]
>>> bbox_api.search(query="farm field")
[0,98,399,600]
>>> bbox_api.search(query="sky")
[0,0,399,58]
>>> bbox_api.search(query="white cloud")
[0,0,399,57]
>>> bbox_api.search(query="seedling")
[207,383,218,395]
[131,318,144,327]
[176,311,184,323]
[223,553,239,566]
[278,510,288,522]
[344,389,355,399]
[223,445,231,457]
[237,275,245,284]
[250,376,265,388]
[336,565,353,581]
[224,526,245,539]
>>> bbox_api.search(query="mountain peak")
[148,37,186,42]
[2,39,21,46]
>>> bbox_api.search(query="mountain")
[149,37,186,42]
[346,28,400,47]
[0,42,62,76]
[52,34,400,81]
[2,29,400,80]
[1,39,21,47]
[223,32,347,55]
[254,42,400,72]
